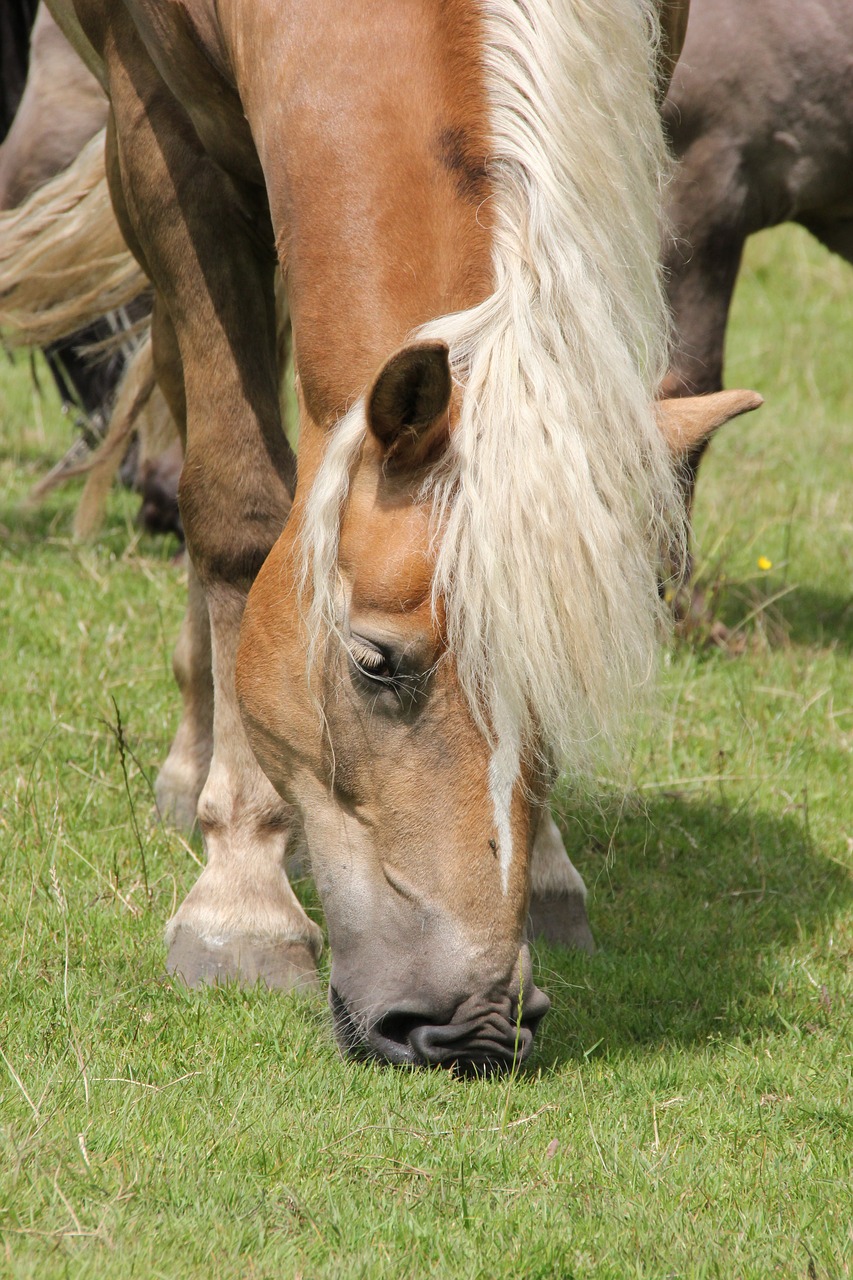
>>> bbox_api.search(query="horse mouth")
[329,983,550,1075]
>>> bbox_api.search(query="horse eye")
[348,639,393,682]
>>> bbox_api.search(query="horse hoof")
[528,892,596,953]
[166,925,320,992]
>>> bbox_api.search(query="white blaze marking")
[488,726,520,894]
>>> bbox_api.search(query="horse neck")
[221,0,495,430]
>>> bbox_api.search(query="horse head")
[237,337,761,1071]
[238,340,551,1071]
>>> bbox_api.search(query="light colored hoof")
[528,892,596,953]
[166,925,320,992]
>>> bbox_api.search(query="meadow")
[1,223,851,1278]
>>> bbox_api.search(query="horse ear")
[367,340,452,471]
[656,389,763,456]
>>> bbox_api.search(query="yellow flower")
[757,555,772,572]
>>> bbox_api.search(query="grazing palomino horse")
[663,0,853,506]
[44,0,753,1070]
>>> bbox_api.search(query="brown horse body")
[42,0,733,1070]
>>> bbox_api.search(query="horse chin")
[328,944,550,1075]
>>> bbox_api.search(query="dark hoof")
[528,892,596,953]
[166,926,319,992]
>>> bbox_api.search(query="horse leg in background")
[138,436,183,538]
[663,230,745,628]
[661,136,748,621]
[100,22,320,989]
[153,561,212,831]
[528,809,595,953]
[123,299,206,828]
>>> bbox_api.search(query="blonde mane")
[302,0,681,776]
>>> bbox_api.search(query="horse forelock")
[300,0,683,778]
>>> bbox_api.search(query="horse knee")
[178,459,290,588]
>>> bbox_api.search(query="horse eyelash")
[349,640,433,706]
[348,640,391,678]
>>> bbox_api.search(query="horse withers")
[46,0,755,1071]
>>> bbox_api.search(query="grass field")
[1,224,851,1279]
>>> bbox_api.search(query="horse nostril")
[374,1011,427,1049]
[363,1011,423,1066]
[328,992,424,1066]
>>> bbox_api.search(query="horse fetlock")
[174,852,319,929]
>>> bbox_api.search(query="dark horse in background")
[663,0,853,519]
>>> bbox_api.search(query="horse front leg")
[164,319,319,988]
[100,32,321,989]
[160,299,318,988]
[165,581,320,991]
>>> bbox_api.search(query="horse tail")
[0,127,148,346]
[1,123,169,535]
[22,332,160,532]
[3,125,292,535]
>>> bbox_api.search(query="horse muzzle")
[329,947,550,1074]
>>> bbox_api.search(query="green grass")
[1,224,851,1278]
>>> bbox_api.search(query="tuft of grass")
[1,224,851,1278]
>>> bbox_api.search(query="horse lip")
[408,1019,536,1074]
